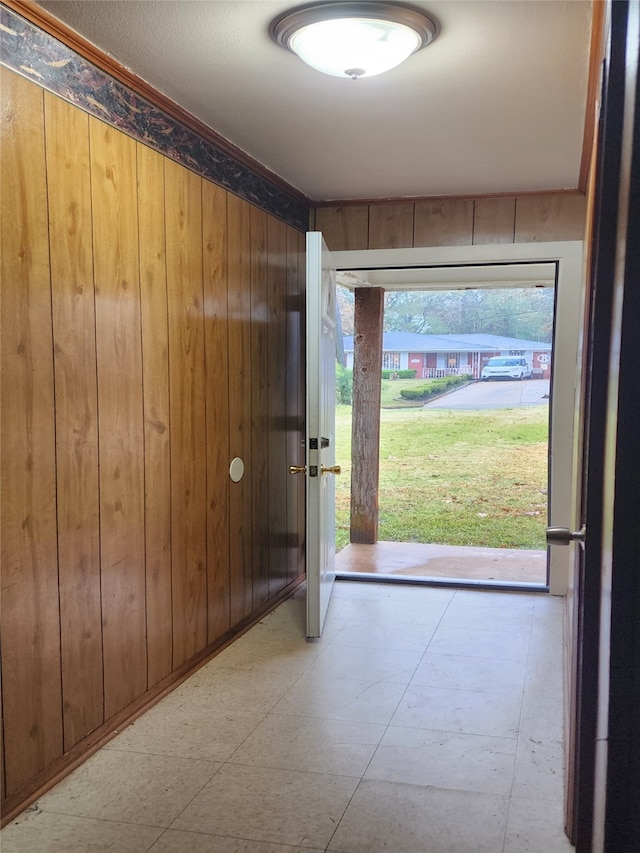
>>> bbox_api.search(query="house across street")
[342,332,552,380]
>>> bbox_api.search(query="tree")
[336,285,354,335]
[383,288,554,341]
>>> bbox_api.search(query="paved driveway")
[424,378,550,409]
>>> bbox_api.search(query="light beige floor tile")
[367,584,455,608]
[104,703,264,761]
[327,779,509,853]
[503,795,573,852]
[532,594,565,620]
[329,582,393,600]
[3,585,569,853]
[322,594,378,624]
[304,644,423,685]
[330,600,448,629]
[171,764,358,848]
[511,733,565,802]
[168,664,299,713]
[392,683,522,738]
[340,584,455,619]
[523,647,564,695]
[518,676,564,742]
[330,617,438,652]
[365,725,517,794]
[272,674,407,725]
[411,651,526,694]
[37,749,219,827]
[439,599,535,633]
[231,612,333,650]
[201,640,321,677]
[428,624,531,661]
[266,594,363,643]
[229,712,385,776]
[0,809,163,852]
[528,612,564,660]
[451,590,538,610]
[373,597,454,625]
[149,829,322,852]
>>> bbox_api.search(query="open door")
[303,232,340,638]
[552,2,640,847]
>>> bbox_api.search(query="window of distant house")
[509,350,525,356]
[446,353,459,368]
[382,352,401,370]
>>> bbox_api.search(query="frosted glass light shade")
[271,3,437,79]
[290,17,421,78]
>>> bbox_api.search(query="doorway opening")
[324,241,583,595]
[333,261,558,590]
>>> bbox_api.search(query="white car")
[481,356,531,381]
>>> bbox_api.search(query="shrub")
[399,374,472,401]
[336,364,353,404]
[381,369,417,379]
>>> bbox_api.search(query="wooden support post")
[350,287,384,543]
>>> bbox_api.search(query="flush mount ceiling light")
[270,2,437,79]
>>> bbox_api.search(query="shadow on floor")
[336,540,548,586]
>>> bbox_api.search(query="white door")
[305,232,339,638]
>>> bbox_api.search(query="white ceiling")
[37,0,593,203]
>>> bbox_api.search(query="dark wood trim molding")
[0,0,310,229]
[3,0,310,205]
[578,0,607,194]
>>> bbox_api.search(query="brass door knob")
[321,465,341,475]
[288,465,307,475]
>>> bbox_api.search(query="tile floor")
[2,581,573,853]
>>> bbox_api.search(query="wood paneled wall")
[313,194,587,251]
[0,67,305,816]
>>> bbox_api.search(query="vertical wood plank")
[250,207,270,606]
[285,226,305,582]
[368,203,415,248]
[44,92,103,748]
[203,180,231,641]
[0,69,63,793]
[414,199,474,246]
[267,217,289,595]
[314,205,369,250]
[89,117,147,718]
[473,198,516,244]
[515,194,587,242]
[138,144,172,686]
[351,289,384,544]
[165,160,208,666]
[227,194,253,624]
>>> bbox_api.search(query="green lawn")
[335,404,549,552]
[380,377,425,407]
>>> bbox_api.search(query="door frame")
[332,240,584,596]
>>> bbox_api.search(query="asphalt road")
[424,378,551,410]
